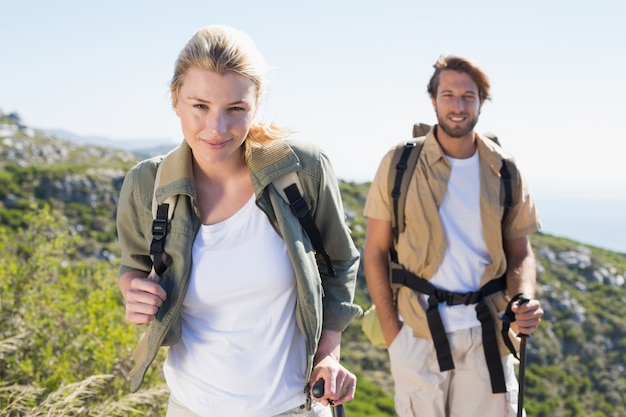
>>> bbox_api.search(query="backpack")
[389,122,513,259]
[149,157,335,279]
[385,123,517,394]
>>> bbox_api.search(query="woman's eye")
[193,104,208,110]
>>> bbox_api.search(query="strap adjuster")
[151,218,167,240]
[434,289,482,306]
[290,196,309,218]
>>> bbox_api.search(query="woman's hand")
[310,356,356,406]
[310,330,356,406]
[119,267,167,325]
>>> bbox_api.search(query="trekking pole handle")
[312,379,345,417]
[517,295,531,337]
[311,379,325,399]
[516,296,531,417]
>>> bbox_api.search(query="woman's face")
[175,67,258,166]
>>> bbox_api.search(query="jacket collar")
[422,125,505,175]
[153,140,195,204]
[247,140,302,197]
[475,132,510,179]
[154,139,301,202]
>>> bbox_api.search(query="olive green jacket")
[116,139,362,392]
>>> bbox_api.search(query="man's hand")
[511,298,543,335]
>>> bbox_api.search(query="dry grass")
[0,332,28,356]
[0,373,169,417]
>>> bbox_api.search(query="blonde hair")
[170,25,288,158]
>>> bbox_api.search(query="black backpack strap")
[283,183,336,277]
[476,277,509,394]
[390,266,453,370]
[388,138,425,262]
[395,128,513,231]
[150,159,178,279]
[391,266,508,393]
[150,203,169,276]
[500,160,513,225]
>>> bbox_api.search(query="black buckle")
[395,161,408,172]
[151,218,167,240]
[290,196,309,218]
[283,184,309,218]
[465,291,482,305]
[435,290,481,306]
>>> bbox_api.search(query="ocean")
[533,189,626,254]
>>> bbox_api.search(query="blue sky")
[2,0,625,251]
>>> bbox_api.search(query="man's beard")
[436,111,479,138]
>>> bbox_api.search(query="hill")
[1,111,625,416]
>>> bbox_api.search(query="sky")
[2,0,625,252]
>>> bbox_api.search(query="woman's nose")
[207,111,227,133]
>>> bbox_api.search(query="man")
[363,55,544,417]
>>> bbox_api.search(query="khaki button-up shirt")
[364,128,541,344]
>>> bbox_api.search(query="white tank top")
[427,151,490,332]
[163,194,307,416]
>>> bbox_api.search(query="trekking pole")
[516,296,530,417]
[312,379,345,417]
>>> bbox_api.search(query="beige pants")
[389,324,523,417]
[165,393,332,417]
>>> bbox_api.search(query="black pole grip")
[312,379,325,398]
[517,295,531,337]
[311,379,346,417]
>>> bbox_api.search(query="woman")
[116,25,361,416]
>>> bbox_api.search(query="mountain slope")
[1,111,625,416]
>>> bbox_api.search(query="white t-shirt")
[426,151,491,332]
[163,194,307,416]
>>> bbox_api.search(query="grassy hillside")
[1,114,625,416]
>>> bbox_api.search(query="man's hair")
[427,55,492,103]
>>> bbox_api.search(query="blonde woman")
[116,25,361,417]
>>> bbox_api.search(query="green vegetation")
[0,206,168,416]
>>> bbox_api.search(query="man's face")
[431,70,481,139]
